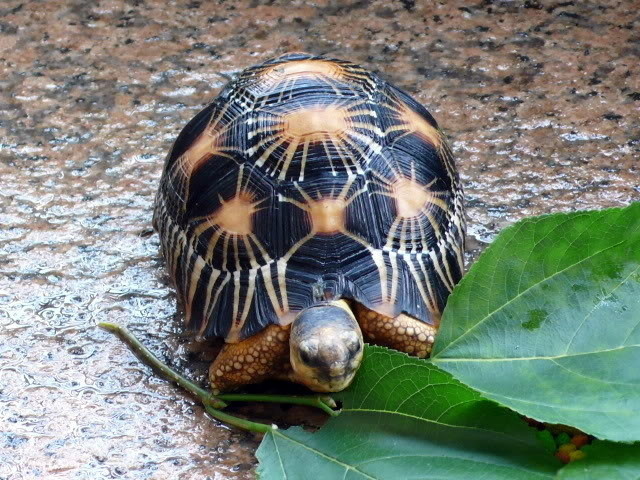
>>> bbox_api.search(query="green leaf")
[556,441,640,479]
[433,203,640,442]
[258,413,557,480]
[256,346,560,479]
[335,346,532,437]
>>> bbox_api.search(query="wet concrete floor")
[1,0,638,478]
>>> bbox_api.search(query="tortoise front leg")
[353,303,437,359]
[209,324,293,394]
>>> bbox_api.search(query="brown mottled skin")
[210,302,435,394]
[354,303,437,359]
[210,324,292,394]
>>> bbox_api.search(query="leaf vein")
[272,430,375,480]
[549,358,639,387]
[435,239,626,358]
[342,408,537,446]
[434,344,639,362]
[564,263,640,354]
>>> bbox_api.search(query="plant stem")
[204,405,274,434]
[98,322,225,409]
[217,393,340,417]
[99,322,341,429]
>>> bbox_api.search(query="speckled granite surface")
[1,1,638,478]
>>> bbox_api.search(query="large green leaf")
[557,441,640,479]
[433,204,640,442]
[336,346,529,436]
[256,347,559,479]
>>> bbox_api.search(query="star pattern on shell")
[154,53,465,343]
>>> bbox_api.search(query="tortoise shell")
[153,53,465,343]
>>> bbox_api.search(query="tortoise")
[153,53,465,394]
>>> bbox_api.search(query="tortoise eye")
[348,340,361,354]
[342,331,361,354]
[299,350,311,364]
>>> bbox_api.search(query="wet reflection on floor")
[1,0,637,478]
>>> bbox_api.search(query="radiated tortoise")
[153,52,465,393]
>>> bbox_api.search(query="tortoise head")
[289,300,364,392]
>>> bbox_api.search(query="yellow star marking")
[392,177,432,218]
[209,192,260,236]
[283,106,348,141]
[308,199,348,234]
[173,103,238,177]
[184,166,275,341]
[265,59,346,79]
[380,91,442,148]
